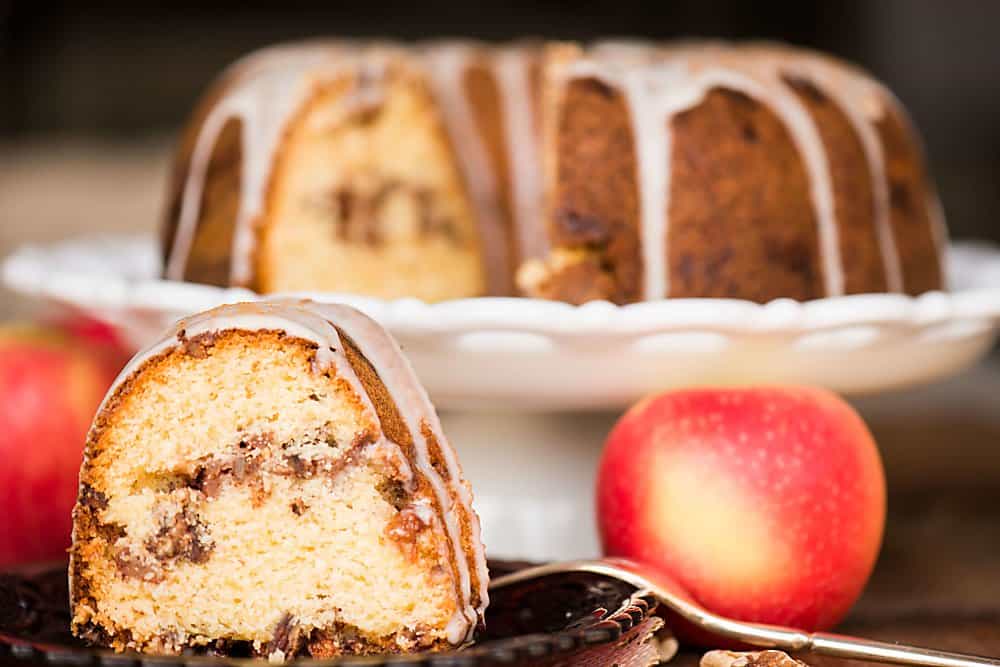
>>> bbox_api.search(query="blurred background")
[1,0,1000,642]
[2,0,1000,292]
[2,1,999,288]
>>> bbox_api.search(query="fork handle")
[805,632,1000,667]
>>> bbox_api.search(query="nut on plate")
[702,650,810,667]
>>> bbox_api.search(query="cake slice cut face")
[70,301,488,659]
[163,44,490,300]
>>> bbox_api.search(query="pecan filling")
[317,177,461,246]
[385,502,435,561]
[188,430,375,502]
[266,613,307,661]
[113,501,213,582]
[144,505,214,564]
[111,430,408,582]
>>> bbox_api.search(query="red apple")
[597,386,885,633]
[48,313,133,367]
[0,323,123,569]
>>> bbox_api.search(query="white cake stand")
[5,235,1000,559]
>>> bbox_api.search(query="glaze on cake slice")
[69,300,488,659]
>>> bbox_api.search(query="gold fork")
[490,558,1000,667]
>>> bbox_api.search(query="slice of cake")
[69,300,488,659]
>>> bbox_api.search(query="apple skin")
[597,386,886,633]
[49,314,131,364]
[0,323,123,569]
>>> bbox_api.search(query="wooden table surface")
[2,141,998,664]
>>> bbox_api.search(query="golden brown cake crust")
[667,88,824,301]
[519,250,618,305]
[161,64,249,283]
[547,75,644,303]
[784,74,889,294]
[526,41,947,303]
[876,107,944,295]
[71,346,168,649]
[179,117,244,286]
[463,60,517,290]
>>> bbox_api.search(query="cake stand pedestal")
[441,410,618,560]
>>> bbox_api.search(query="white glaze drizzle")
[166,44,353,285]
[829,83,903,293]
[420,42,511,295]
[619,62,682,301]
[97,300,488,645]
[560,48,676,300]
[313,302,489,644]
[874,83,950,289]
[765,46,904,292]
[493,45,548,262]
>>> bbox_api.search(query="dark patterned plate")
[0,560,660,666]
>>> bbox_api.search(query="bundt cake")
[69,300,488,659]
[162,40,947,304]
